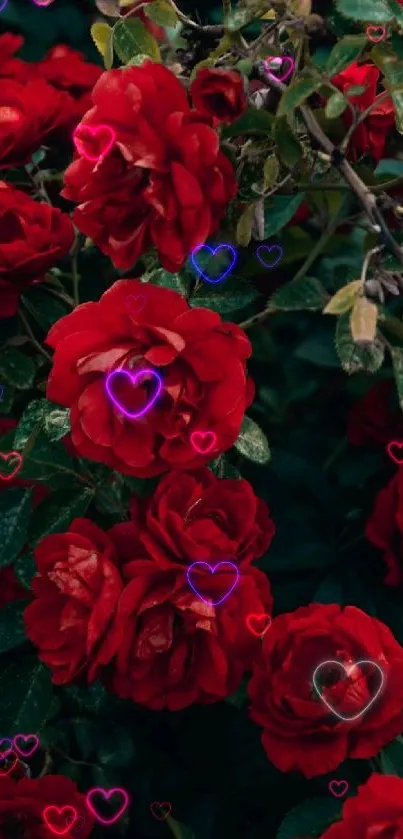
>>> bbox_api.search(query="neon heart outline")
[366,25,387,43]
[0,752,19,776]
[125,294,146,316]
[190,430,217,455]
[150,801,172,821]
[328,780,349,798]
[0,739,13,760]
[312,659,385,722]
[105,368,163,420]
[73,124,116,163]
[0,451,23,481]
[246,613,271,637]
[187,561,239,606]
[85,787,129,825]
[42,806,78,836]
[13,733,39,758]
[191,244,237,284]
[264,55,295,83]
[387,440,403,465]
[256,244,283,270]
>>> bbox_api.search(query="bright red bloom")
[248,603,403,778]
[366,468,403,587]
[110,468,275,569]
[321,775,403,839]
[0,34,29,83]
[62,61,237,271]
[0,775,93,837]
[35,44,103,130]
[45,279,253,477]
[190,68,247,125]
[0,183,74,317]
[0,566,27,609]
[331,62,395,161]
[347,380,403,447]
[24,519,125,685]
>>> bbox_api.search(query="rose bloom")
[24,518,125,684]
[248,603,403,778]
[35,44,103,130]
[190,68,247,125]
[111,468,275,569]
[321,774,403,839]
[62,61,237,271]
[0,775,92,837]
[45,279,253,477]
[347,380,403,447]
[107,559,273,710]
[0,34,29,83]
[0,183,74,317]
[331,62,395,161]
[366,468,403,586]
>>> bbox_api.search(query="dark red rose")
[331,62,395,161]
[190,68,247,125]
[108,559,273,710]
[0,566,27,608]
[0,775,93,838]
[0,183,74,317]
[0,34,29,83]
[248,603,403,778]
[0,78,72,169]
[24,518,125,684]
[347,380,403,447]
[110,468,275,569]
[366,468,403,587]
[45,279,254,477]
[35,45,103,131]
[321,774,403,839]
[62,62,237,271]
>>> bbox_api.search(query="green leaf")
[323,280,362,314]
[273,118,303,168]
[166,816,196,839]
[191,278,260,314]
[276,798,342,839]
[224,0,268,31]
[234,416,271,464]
[263,155,280,188]
[19,431,79,488]
[0,348,36,390]
[144,0,178,26]
[372,45,403,133]
[236,202,256,247]
[271,276,328,311]
[264,193,305,237]
[0,488,33,567]
[0,658,53,736]
[14,399,70,449]
[113,18,160,63]
[28,489,94,547]
[379,737,403,776]
[90,21,114,69]
[22,287,70,331]
[277,77,322,117]
[0,602,27,654]
[221,108,273,138]
[14,551,36,590]
[335,0,393,22]
[389,345,403,409]
[335,312,385,373]
[325,91,348,119]
[326,34,367,74]
[97,726,135,766]
[149,269,190,296]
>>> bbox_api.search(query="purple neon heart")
[105,368,162,420]
[187,561,239,606]
[256,244,283,269]
[191,244,237,284]
[264,55,295,83]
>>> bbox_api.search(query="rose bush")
[320,775,403,839]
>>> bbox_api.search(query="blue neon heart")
[191,244,237,284]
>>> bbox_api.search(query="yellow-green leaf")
[325,91,348,119]
[90,22,114,69]
[144,0,178,26]
[323,280,362,314]
[350,296,378,344]
[113,17,160,64]
[277,77,322,117]
[263,155,280,188]
[236,202,256,247]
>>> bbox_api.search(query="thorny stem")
[18,308,53,362]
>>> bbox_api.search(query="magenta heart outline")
[190,430,217,455]
[85,787,129,825]
[0,739,13,760]
[105,368,163,420]
[386,440,403,465]
[187,561,239,606]
[256,244,283,270]
[13,734,39,758]
[73,124,116,163]
[264,55,295,83]
[328,780,348,798]
[312,659,385,721]
[191,244,237,284]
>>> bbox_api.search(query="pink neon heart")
[0,739,13,760]
[13,734,39,758]
[73,124,116,163]
[366,25,387,43]
[264,56,294,83]
[328,780,348,798]
[0,451,23,481]
[85,788,129,825]
[190,430,217,455]
[43,806,78,836]
[387,440,403,465]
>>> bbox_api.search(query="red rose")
[45,279,253,477]
[366,468,403,587]
[108,559,273,710]
[347,380,403,447]
[331,62,395,161]
[321,774,403,839]
[248,603,403,777]
[62,62,237,271]
[35,45,103,131]
[24,518,125,684]
[0,34,29,83]
[0,183,74,317]
[110,468,275,568]
[0,775,93,838]
[190,68,247,125]
[0,566,27,608]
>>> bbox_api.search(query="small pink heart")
[264,55,295,83]
[190,430,217,455]
[73,124,116,163]
[0,451,23,481]
[150,801,172,821]
[387,440,403,465]
[125,294,146,316]
[13,734,39,758]
[328,780,348,798]
[366,25,387,43]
